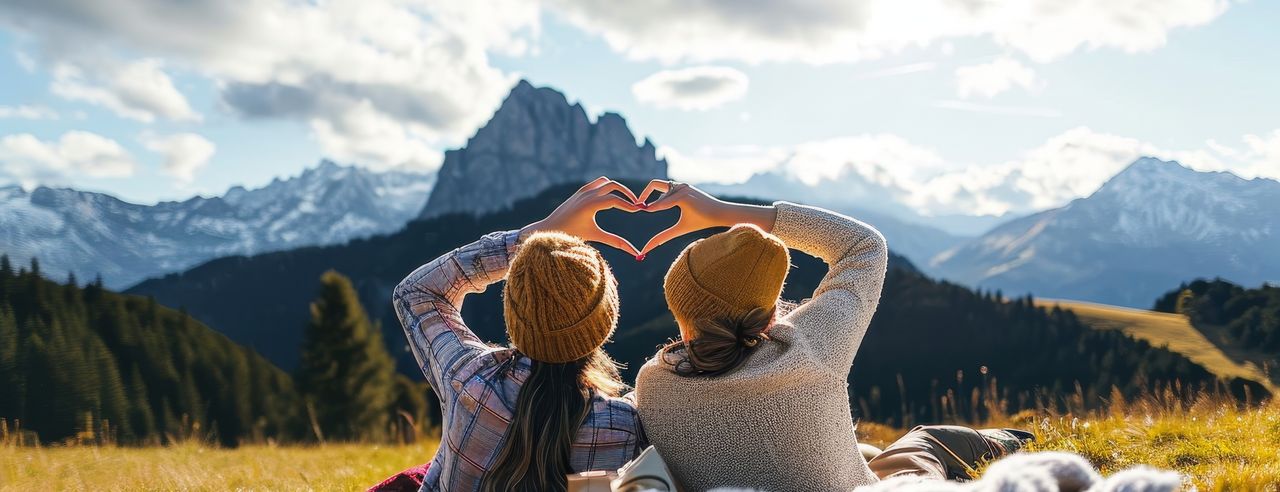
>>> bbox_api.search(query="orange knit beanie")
[664,224,790,335]
[504,231,619,363]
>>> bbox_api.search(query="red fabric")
[368,463,430,492]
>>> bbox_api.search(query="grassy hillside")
[0,440,438,491]
[6,399,1277,490]
[1036,298,1278,394]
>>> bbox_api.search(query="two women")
[391,177,1026,491]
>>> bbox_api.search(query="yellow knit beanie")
[504,231,619,364]
[664,224,790,336]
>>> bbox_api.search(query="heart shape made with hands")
[589,179,694,261]
[544,178,717,261]
[593,196,678,261]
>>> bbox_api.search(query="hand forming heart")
[523,177,777,259]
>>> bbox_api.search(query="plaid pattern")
[393,230,644,492]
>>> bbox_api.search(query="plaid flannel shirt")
[393,230,645,492]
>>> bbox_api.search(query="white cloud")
[955,57,1041,98]
[663,144,789,184]
[0,105,59,120]
[856,61,937,80]
[0,0,540,170]
[310,101,444,172]
[632,66,748,111]
[1203,130,1280,180]
[548,0,1229,65]
[670,126,1279,218]
[50,59,200,123]
[140,132,216,183]
[0,131,136,186]
[934,100,1062,118]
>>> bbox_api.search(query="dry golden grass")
[0,440,437,491]
[1036,298,1278,393]
[858,398,1280,490]
[6,401,1280,491]
[1019,398,1280,491]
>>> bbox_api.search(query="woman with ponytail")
[389,177,645,491]
[632,181,1031,491]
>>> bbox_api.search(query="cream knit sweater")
[635,201,889,492]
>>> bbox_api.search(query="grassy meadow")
[5,397,1279,490]
[0,440,439,491]
[1036,298,1278,393]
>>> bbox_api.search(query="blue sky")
[0,0,1277,218]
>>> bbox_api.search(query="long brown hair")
[481,349,625,492]
[661,305,777,377]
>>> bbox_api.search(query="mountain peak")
[1112,156,1190,180]
[2,162,435,288]
[421,82,667,218]
[932,158,1280,307]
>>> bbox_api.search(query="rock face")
[421,80,667,218]
[0,160,434,288]
[930,157,1280,307]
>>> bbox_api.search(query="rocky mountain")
[0,160,434,288]
[421,80,667,218]
[930,157,1280,307]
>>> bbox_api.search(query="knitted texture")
[503,231,619,363]
[637,202,889,492]
[664,223,790,335]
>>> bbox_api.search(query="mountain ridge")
[930,157,1280,307]
[0,160,435,288]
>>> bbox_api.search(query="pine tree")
[0,255,11,278]
[295,270,396,442]
[0,305,21,420]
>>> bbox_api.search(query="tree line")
[0,255,429,446]
[1155,278,1280,354]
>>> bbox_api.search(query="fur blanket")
[707,452,1182,492]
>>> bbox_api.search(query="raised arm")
[770,201,888,373]
[394,177,642,394]
[392,230,520,393]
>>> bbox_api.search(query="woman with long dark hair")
[389,177,645,491]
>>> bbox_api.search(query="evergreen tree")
[0,259,301,444]
[295,270,396,442]
[0,305,20,420]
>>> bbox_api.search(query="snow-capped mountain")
[704,174,967,266]
[421,80,667,218]
[703,165,1010,238]
[929,157,1280,307]
[0,160,434,288]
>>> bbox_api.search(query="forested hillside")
[0,257,434,446]
[0,257,299,446]
[129,184,1260,425]
[1155,279,1280,353]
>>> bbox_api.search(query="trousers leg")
[867,425,998,481]
[866,428,947,480]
